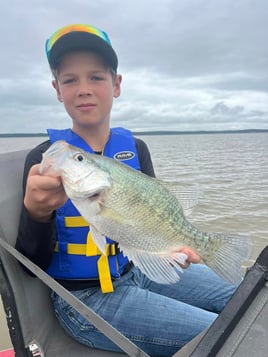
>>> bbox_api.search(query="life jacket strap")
[65,216,90,227]
[98,245,115,294]
[53,241,116,256]
[56,216,115,293]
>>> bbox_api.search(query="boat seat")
[0,149,124,356]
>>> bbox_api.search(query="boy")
[16,24,236,356]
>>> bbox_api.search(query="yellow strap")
[62,215,114,293]
[54,240,116,256]
[63,216,102,255]
[109,244,116,255]
[65,216,89,227]
[97,246,114,293]
[54,242,103,256]
[86,231,101,256]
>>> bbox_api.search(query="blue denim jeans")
[51,264,237,356]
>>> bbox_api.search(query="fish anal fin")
[118,244,186,284]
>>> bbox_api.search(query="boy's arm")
[135,138,156,177]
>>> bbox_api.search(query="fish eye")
[74,153,85,162]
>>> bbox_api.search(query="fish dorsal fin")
[118,244,188,284]
[156,180,200,217]
[174,189,200,217]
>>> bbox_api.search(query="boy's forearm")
[16,205,56,271]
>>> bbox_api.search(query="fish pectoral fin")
[171,252,188,266]
[118,244,184,284]
[90,225,107,254]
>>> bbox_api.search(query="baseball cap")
[45,24,118,71]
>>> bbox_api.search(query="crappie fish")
[40,140,252,284]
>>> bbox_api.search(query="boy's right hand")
[24,164,68,222]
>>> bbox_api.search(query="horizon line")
[0,128,268,137]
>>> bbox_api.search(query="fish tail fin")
[203,233,252,284]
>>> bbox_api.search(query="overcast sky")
[1,0,268,133]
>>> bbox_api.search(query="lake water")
[0,132,267,350]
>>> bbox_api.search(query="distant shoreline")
[0,129,268,138]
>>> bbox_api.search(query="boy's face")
[52,51,121,131]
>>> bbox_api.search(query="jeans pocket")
[52,289,98,332]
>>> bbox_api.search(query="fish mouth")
[86,187,108,208]
[68,187,105,202]
[87,189,103,201]
[64,171,110,202]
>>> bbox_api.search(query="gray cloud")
[1,0,268,133]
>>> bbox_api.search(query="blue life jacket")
[46,127,140,292]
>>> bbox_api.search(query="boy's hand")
[24,164,68,222]
[179,247,201,268]
[172,247,201,269]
